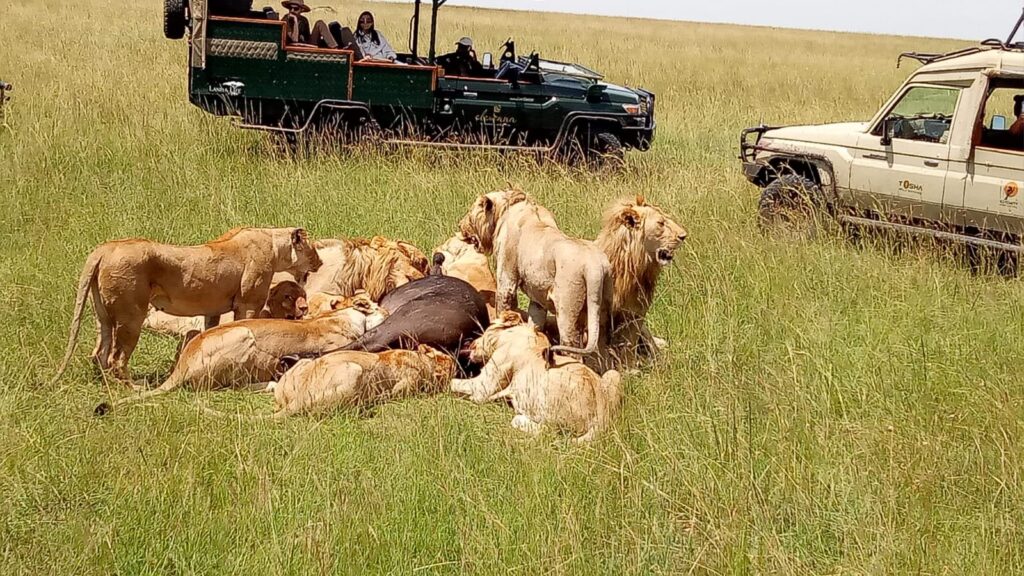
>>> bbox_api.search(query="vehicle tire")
[588,130,624,168]
[164,0,188,40]
[758,174,831,240]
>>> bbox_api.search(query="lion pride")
[50,227,322,384]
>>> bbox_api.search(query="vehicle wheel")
[164,0,187,39]
[758,174,831,240]
[588,130,624,168]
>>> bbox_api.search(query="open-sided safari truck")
[165,0,656,164]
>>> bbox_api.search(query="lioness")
[305,236,428,301]
[94,293,379,415]
[451,312,622,444]
[596,196,687,360]
[143,272,309,338]
[458,188,614,360]
[51,227,322,384]
[266,345,455,418]
[433,233,497,319]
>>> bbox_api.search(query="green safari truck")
[165,0,657,164]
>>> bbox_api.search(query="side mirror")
[482,52,493,69]
[991,115,1007,130]
[880,117,896,146]
[586,83,607,103]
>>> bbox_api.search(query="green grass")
[2,1,1023,573]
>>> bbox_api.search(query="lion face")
[266,280,308,320]
[291,228,323,274]
[458,189,526,255]
[619,202,687,267]
[417,344,456,382]
[467,311,526,363]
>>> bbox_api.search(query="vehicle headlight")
[622,103,642,115]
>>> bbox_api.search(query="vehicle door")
[954,77,1024,236]
[849,84,963,221]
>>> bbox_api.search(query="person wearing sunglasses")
[354,11,398,62]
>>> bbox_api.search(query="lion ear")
[500,311,523,325]
[620,207,641,229]
[292,228,308,245]
[635,194,647,207]
[482,196,494,213]
[329,298,343,310]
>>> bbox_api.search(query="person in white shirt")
[355,11,398,62]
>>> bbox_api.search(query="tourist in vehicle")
[355,11,398,62]
[1010,95,1024,138]
[281,0,341,49]
[438,37,484,77]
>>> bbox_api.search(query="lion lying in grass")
[458,188,614,363]
[451,312,623,443]
[94,293,379,415]
[51,227,323,384]
[264,345,455,418]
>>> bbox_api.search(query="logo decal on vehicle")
[1004,182,1020,200]
[899,180,924,193]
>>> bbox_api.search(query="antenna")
[1007,4,1024,45]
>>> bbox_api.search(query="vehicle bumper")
[739,124,782,184]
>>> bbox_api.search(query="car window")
[978,80,1024,152]
[876,85,961,144]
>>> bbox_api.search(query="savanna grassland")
[2,0,1023,573]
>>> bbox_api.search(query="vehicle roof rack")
[897,7,1024,68]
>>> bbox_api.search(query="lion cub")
[268,345,456,418]
[95,294,380,415]
[451,312,623,443]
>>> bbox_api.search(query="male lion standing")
[458,188,614,362]
[51,227,323,384]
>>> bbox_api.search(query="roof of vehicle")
[913,45,1024,75]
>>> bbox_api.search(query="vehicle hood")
[764,122,869,145]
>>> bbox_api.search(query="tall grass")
[2,0,1022,573]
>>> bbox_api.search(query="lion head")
[288,228,324,275]
[457,188,529,255]
[264,276,308,320]
[307,290,380,318]
[416,344,457,384]
[596,195,687,315]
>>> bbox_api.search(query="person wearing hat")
[280,0,340,48]
[438,37,484,77]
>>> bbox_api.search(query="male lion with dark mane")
[596,196,687,363]
[458,188,614,363]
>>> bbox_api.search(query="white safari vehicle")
[740,10,1024,254]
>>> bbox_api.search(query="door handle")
[924,160,940,167]
[864,153,888,161]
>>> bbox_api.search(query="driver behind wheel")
[439,37,485,77]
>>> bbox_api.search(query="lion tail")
[550,266,608,357]
[93,370,188,417]
[50,248,104,386]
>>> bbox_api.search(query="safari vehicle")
[740,7,1024,255]
[164,0,656,164]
